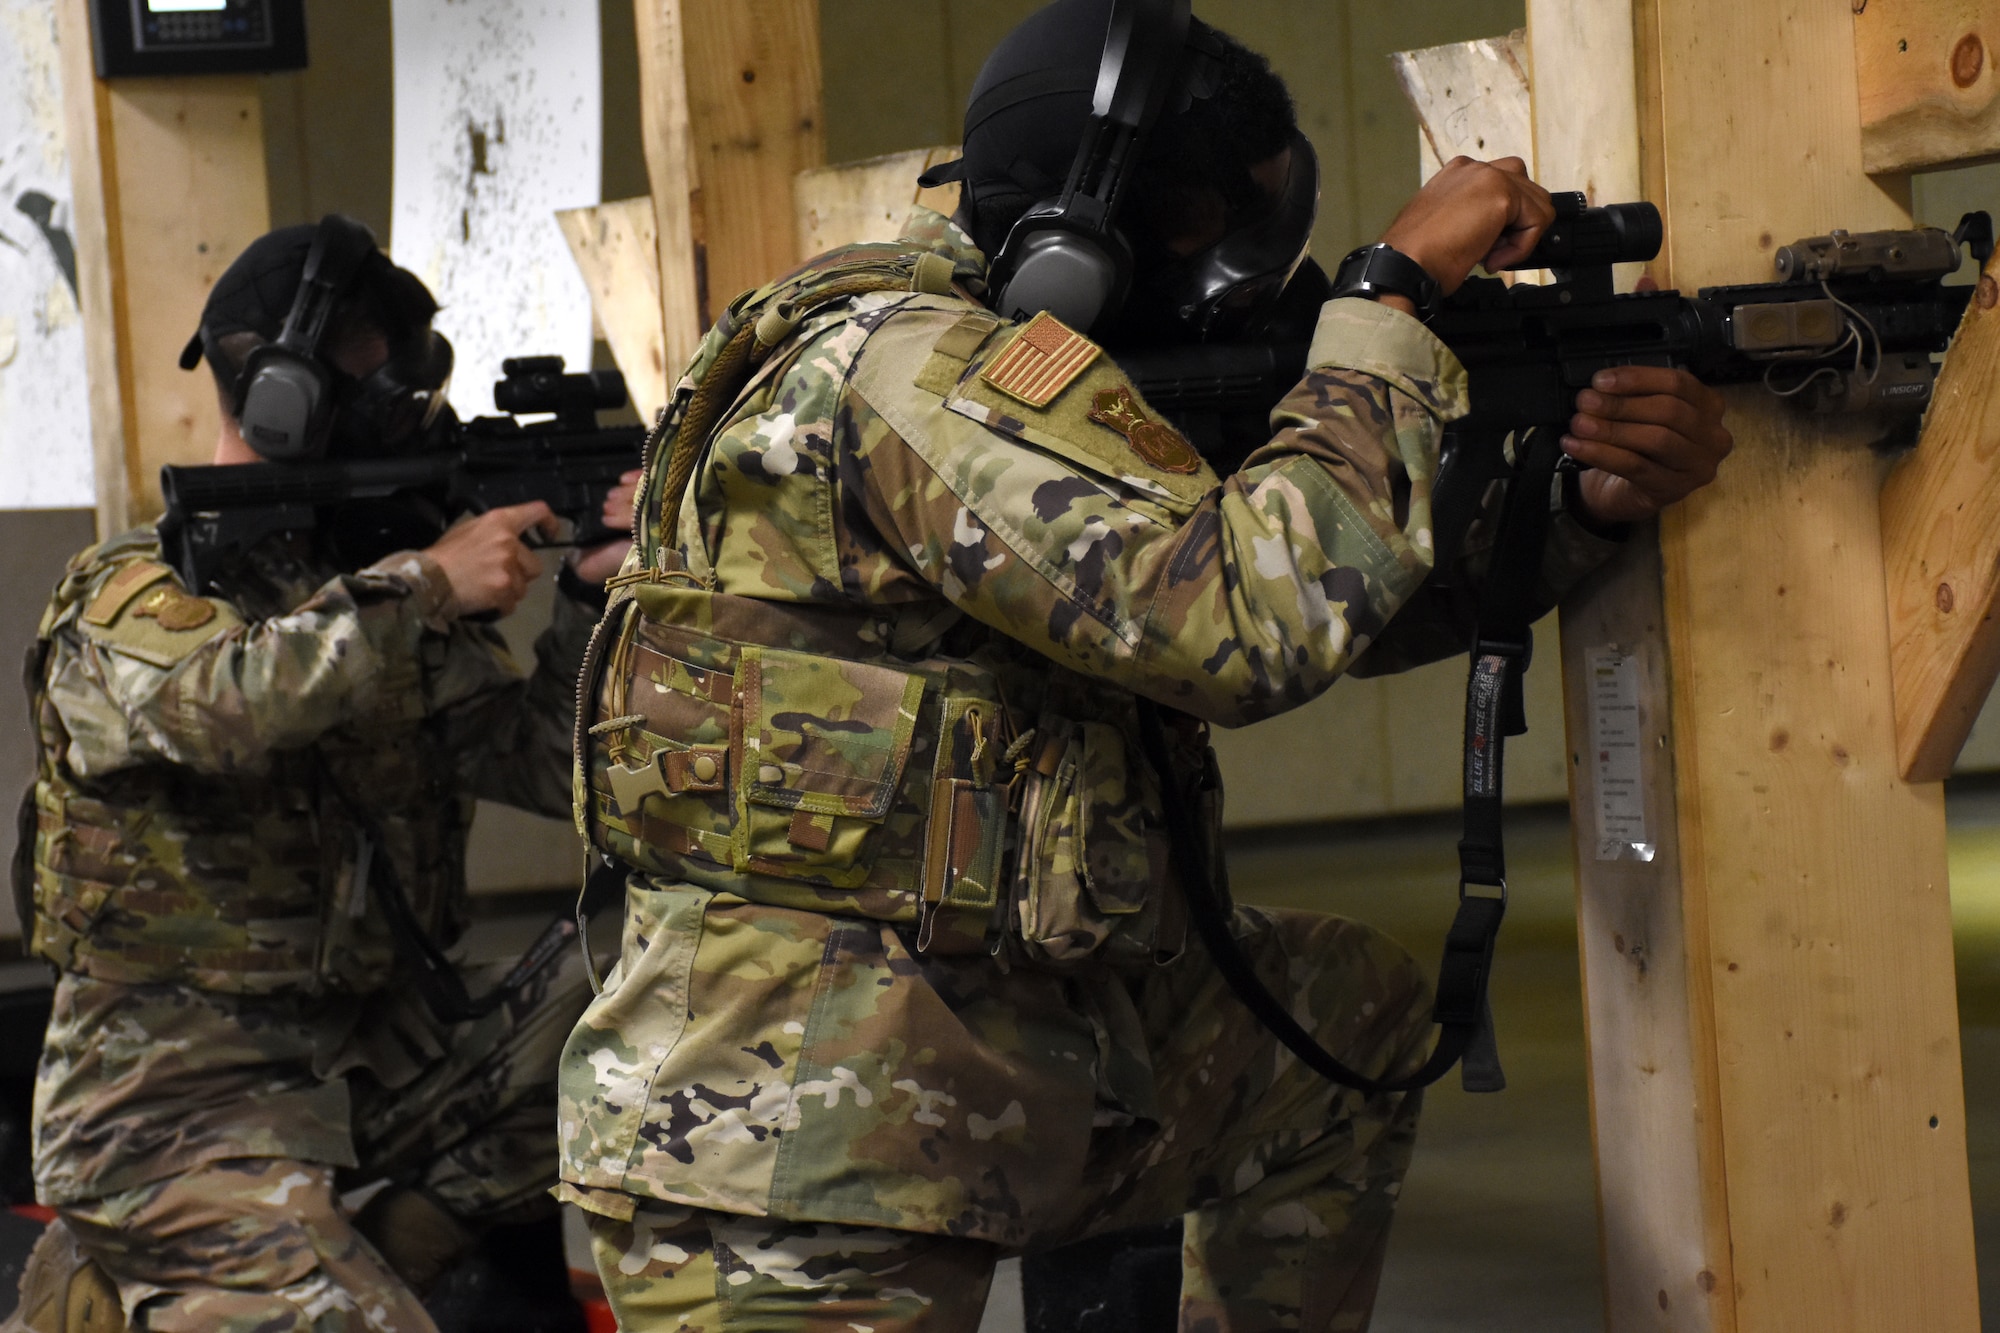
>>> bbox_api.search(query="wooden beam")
[1521,6,1734,1329]
[794,145,960,257]
[557,197,671,420]
[1856,0,2000,174]
[1882,249,2000,779]
[56,1,270,530]
[1637,0,1979,1325]
[631,0,823,380]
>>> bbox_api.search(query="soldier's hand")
[426,501,557,619]
[1376,157,1557,306]
[568,469,641,587]
[1566,366,1734,525]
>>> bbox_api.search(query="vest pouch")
[587,602,742,875]
[916,696,1008,954]
[736,645,925,887]
[28,786,120,971]
[1014,717,1160,965]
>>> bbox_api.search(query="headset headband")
[991,0,1195,329]
[275,214,378,362]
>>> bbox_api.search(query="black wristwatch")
[1331,243,1443,322]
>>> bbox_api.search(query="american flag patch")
[977,311,1101,408]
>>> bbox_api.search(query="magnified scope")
[1506,193,1663,272]
[494,356,627,418]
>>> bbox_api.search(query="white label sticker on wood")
[389,0,601,418]
[1589,646,1653,861]
[0,0,93,509]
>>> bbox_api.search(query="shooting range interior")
[8,1,2000,1330]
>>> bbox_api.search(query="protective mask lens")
[1161,132,1321,343]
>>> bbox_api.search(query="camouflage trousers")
[15,940,598,1332]
[582,904,1432,1332]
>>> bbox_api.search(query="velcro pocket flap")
[739,646,925,820]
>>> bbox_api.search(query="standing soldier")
[7,216,634,1332]
[560,1,1733,1328]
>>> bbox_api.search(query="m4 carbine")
[1115,193,1994,565]
[1109,195,1991,1096]
[159,356,646,596]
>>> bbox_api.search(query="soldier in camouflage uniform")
[559,5,1732,1329]
[7,221,635,1332]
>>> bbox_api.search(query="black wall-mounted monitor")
[91,0,308,78]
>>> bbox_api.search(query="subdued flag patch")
[978,311,1101,408]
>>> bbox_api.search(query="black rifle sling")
[1143,424,1563,1097]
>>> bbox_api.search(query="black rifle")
[1113,195,1992,1097]
[159,356,646,595]
[1116,193,1993,559]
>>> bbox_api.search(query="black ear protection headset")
[990,0,1194,331]
[987,0,1321,344]
[229,213,381,461]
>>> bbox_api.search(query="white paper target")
[0,0,94,509]
[390,0,601,419]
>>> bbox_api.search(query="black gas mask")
[925,0,1319,348]
[180,214,455,462]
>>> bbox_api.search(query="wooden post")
[56,1,270,532]
[1520,7,1738,1329]
[1540,0,1981,1327]
[631,0,823,381]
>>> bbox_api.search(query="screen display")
[94,0,305,75]
[131,0,268,50]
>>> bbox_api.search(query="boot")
[0,1219,123,1333]
[351,1187,476,1297]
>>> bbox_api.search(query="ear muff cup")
[234,343,335,461]
[228,213,380,462]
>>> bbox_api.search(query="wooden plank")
[1881,247,2000,779]
[632,0,823,380]
[1556,535,1727,1333]
[1857,0,2000,174]
[1524,7,1730,1329]
[794,145,961,257]
[1641,0,1978,1324]
[56,6,270,530]
[557,197,671,420]
[1390,31,1533,169]
[55,0,124,532]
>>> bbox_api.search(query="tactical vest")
[21,530,469,995]
[575,240,1195,964]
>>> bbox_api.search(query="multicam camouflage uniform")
[559,211,1619,1330]
[12,527,602,1331]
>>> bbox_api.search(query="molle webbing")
[641,249,960,566]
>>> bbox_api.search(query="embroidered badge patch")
[82,561,174,627]
[131,584,217,632]
[1088,385,1201,475]
[978,311,1101,408]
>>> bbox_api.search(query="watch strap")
[1331,243,1443,321]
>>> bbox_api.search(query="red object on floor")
[570,1269,614,1332]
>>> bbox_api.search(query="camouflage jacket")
[21,525,593,994]
[557,211,1620,1235]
